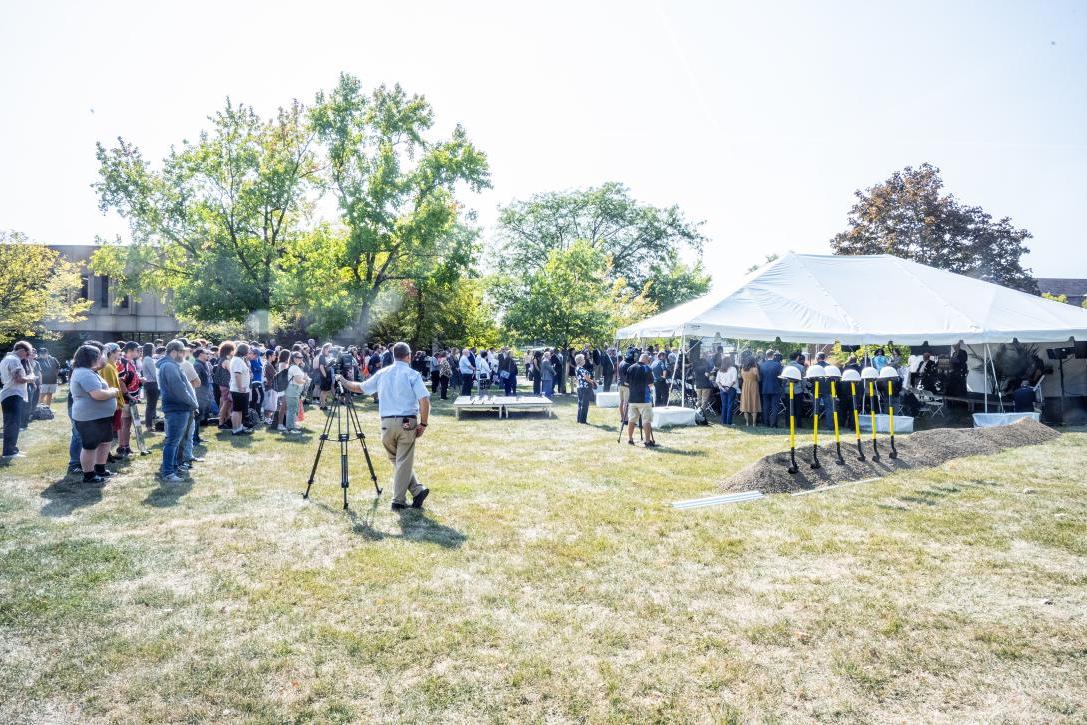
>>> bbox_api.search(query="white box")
[594,391,620,408]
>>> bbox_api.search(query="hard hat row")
[779,365,899,382]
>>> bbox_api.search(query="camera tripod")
[303,382,381,510]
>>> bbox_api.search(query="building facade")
[48,244,180,343]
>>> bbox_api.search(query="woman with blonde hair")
[738,356,761,426]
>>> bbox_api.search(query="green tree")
[831,163,1038,293]
[0,231,91,344]
[496,182,706,294]
[644,260,712,310]
[497,241,655,347]
[93,100,318,322]
[1041,292,1069,304]
[309,73,490,337]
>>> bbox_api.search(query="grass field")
[1,390,1085,723]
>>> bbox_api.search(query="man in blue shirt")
[758,352,784,427]
[1012,380,1037,413]
[338,342,431,510]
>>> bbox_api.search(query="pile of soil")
[723,418,1060,494]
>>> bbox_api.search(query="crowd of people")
[1,334,1006,475]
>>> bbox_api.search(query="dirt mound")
[723,418,1060,494]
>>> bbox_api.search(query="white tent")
[617,253,1087,345]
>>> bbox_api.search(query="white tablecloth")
[595,391,620,408]
[858,414,914,433]
[652,406,697,427]
[973,412,1040,428]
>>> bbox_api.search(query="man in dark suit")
[601,348,616,392]
[759,352,784,427]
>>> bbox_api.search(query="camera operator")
[336,341,431,511]
[624,353,657,447]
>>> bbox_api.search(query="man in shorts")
[624,353,657,447]
[36,348,59,407]
[228,342,253,435]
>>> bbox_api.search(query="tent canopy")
[617,254,1087,345]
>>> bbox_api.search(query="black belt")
[381,415,417,419]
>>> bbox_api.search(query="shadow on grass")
[40,476,105,517]
[143,478,194,507]
[339,497,467,549]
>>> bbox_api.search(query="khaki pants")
[380,418,425,504]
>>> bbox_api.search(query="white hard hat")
[779,366,803,382]
[878,365,900,380]
[823,365,842,379]
[805,364,826,379]
[860,366,879,380]
[841,368,861,382]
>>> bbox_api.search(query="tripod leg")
[336,398,352,510]
[303,395,338,500]
[345,397,381,494]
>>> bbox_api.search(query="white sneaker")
[277,424,287,431]
[288,428,302,435]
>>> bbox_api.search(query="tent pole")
[679,329,686,408]
[983,344,990,413]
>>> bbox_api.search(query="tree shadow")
[143,477,194,507]
[40,475,105,517]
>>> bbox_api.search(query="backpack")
[243,407,261,429]
[212,362,230,388]
[273,368,289,394]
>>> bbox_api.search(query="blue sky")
[2,0,1084,282]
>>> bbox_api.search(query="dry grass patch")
[0,392,1085,722]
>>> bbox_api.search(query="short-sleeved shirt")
[0,354,28,402]
[179,359,199,388]
[38,356,59,385]
[229,356,251,393]
[361,360,430,417]
[287,364,306,385]
[625,363,652,404]
[575,366,592,390]
[69,367,117,421]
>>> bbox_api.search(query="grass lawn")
[1,390,1085,723]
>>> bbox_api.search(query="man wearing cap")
[157,340,199,482]
[337,341,431,510]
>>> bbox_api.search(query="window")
[120,294,130,310]
[98,275,110,308]
[79,274,89,300]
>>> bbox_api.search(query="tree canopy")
[495,182,706,300]
[309,74,490,336]
[94,100,318,321]
[830,163,1037,293]
[0,231,91,345]
[496,241,655,347]
[92,74,489,346]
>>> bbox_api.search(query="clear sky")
[2,0,1085,283]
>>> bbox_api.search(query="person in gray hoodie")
[157,340,198,482]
